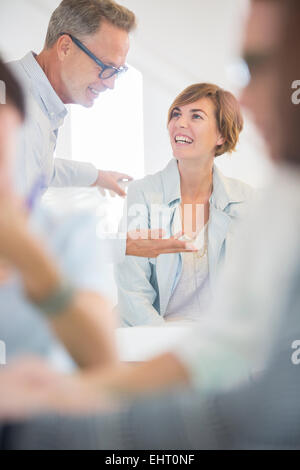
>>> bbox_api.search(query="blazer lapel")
[208,164,247,290]
[208,205,231,290]
[154,203,181,315]
[156,251,181,315]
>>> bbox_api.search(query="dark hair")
[0,56,26,120]
[253,0,300,165]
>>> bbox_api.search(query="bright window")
[71,65,144,178]
[48,66,144,235]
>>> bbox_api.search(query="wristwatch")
[32,279,76,316]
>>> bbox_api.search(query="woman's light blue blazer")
[115,158,254,326]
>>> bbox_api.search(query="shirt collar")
[20,52,67,129]
[160,158,181,206]
[161,158,246,210]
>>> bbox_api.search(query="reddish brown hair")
[167,83,243,157]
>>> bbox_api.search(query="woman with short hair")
[115,83,253,326]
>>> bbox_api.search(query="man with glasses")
[8,0,191,261]
[62,33,129,81]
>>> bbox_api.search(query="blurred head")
[44,0,136,107]
[275,1,300,165]
[240,0,300,164]
[167,83,243,164]
[0,57,25,194]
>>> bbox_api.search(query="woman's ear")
[216,134,225,146]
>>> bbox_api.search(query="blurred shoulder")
[30,205,98,247]
[214,165,256,205]
[226,175,256,201]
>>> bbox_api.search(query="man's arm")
[52,159,133,198]
[51,158,98,187]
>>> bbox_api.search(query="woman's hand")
[126,229,197,258]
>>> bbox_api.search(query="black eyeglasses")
[61,33,128,80]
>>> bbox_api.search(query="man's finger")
[117,173,133,182]
[110,181,126,197]
[98,187,106,197]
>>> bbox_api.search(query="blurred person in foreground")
[0,56,119,377]
[1,0,300,449]
[115,82,253,327]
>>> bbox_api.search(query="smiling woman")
[167,83,243,158]
[115,82,254,327]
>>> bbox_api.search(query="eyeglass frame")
[60,32,128,80]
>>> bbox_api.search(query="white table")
[116,324,193,362]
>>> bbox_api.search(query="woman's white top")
[164,212,210,322]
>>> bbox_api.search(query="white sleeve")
[51,159,98,187]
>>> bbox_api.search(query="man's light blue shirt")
[8,52,126,263]
[9,52,98,196]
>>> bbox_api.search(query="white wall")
[0,0,73,157]
[0,0,60,61]
[0,0,272,188]
[120,0,272,185]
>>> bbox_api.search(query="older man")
[9,0,191,260]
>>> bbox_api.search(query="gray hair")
[45,0,136,48]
